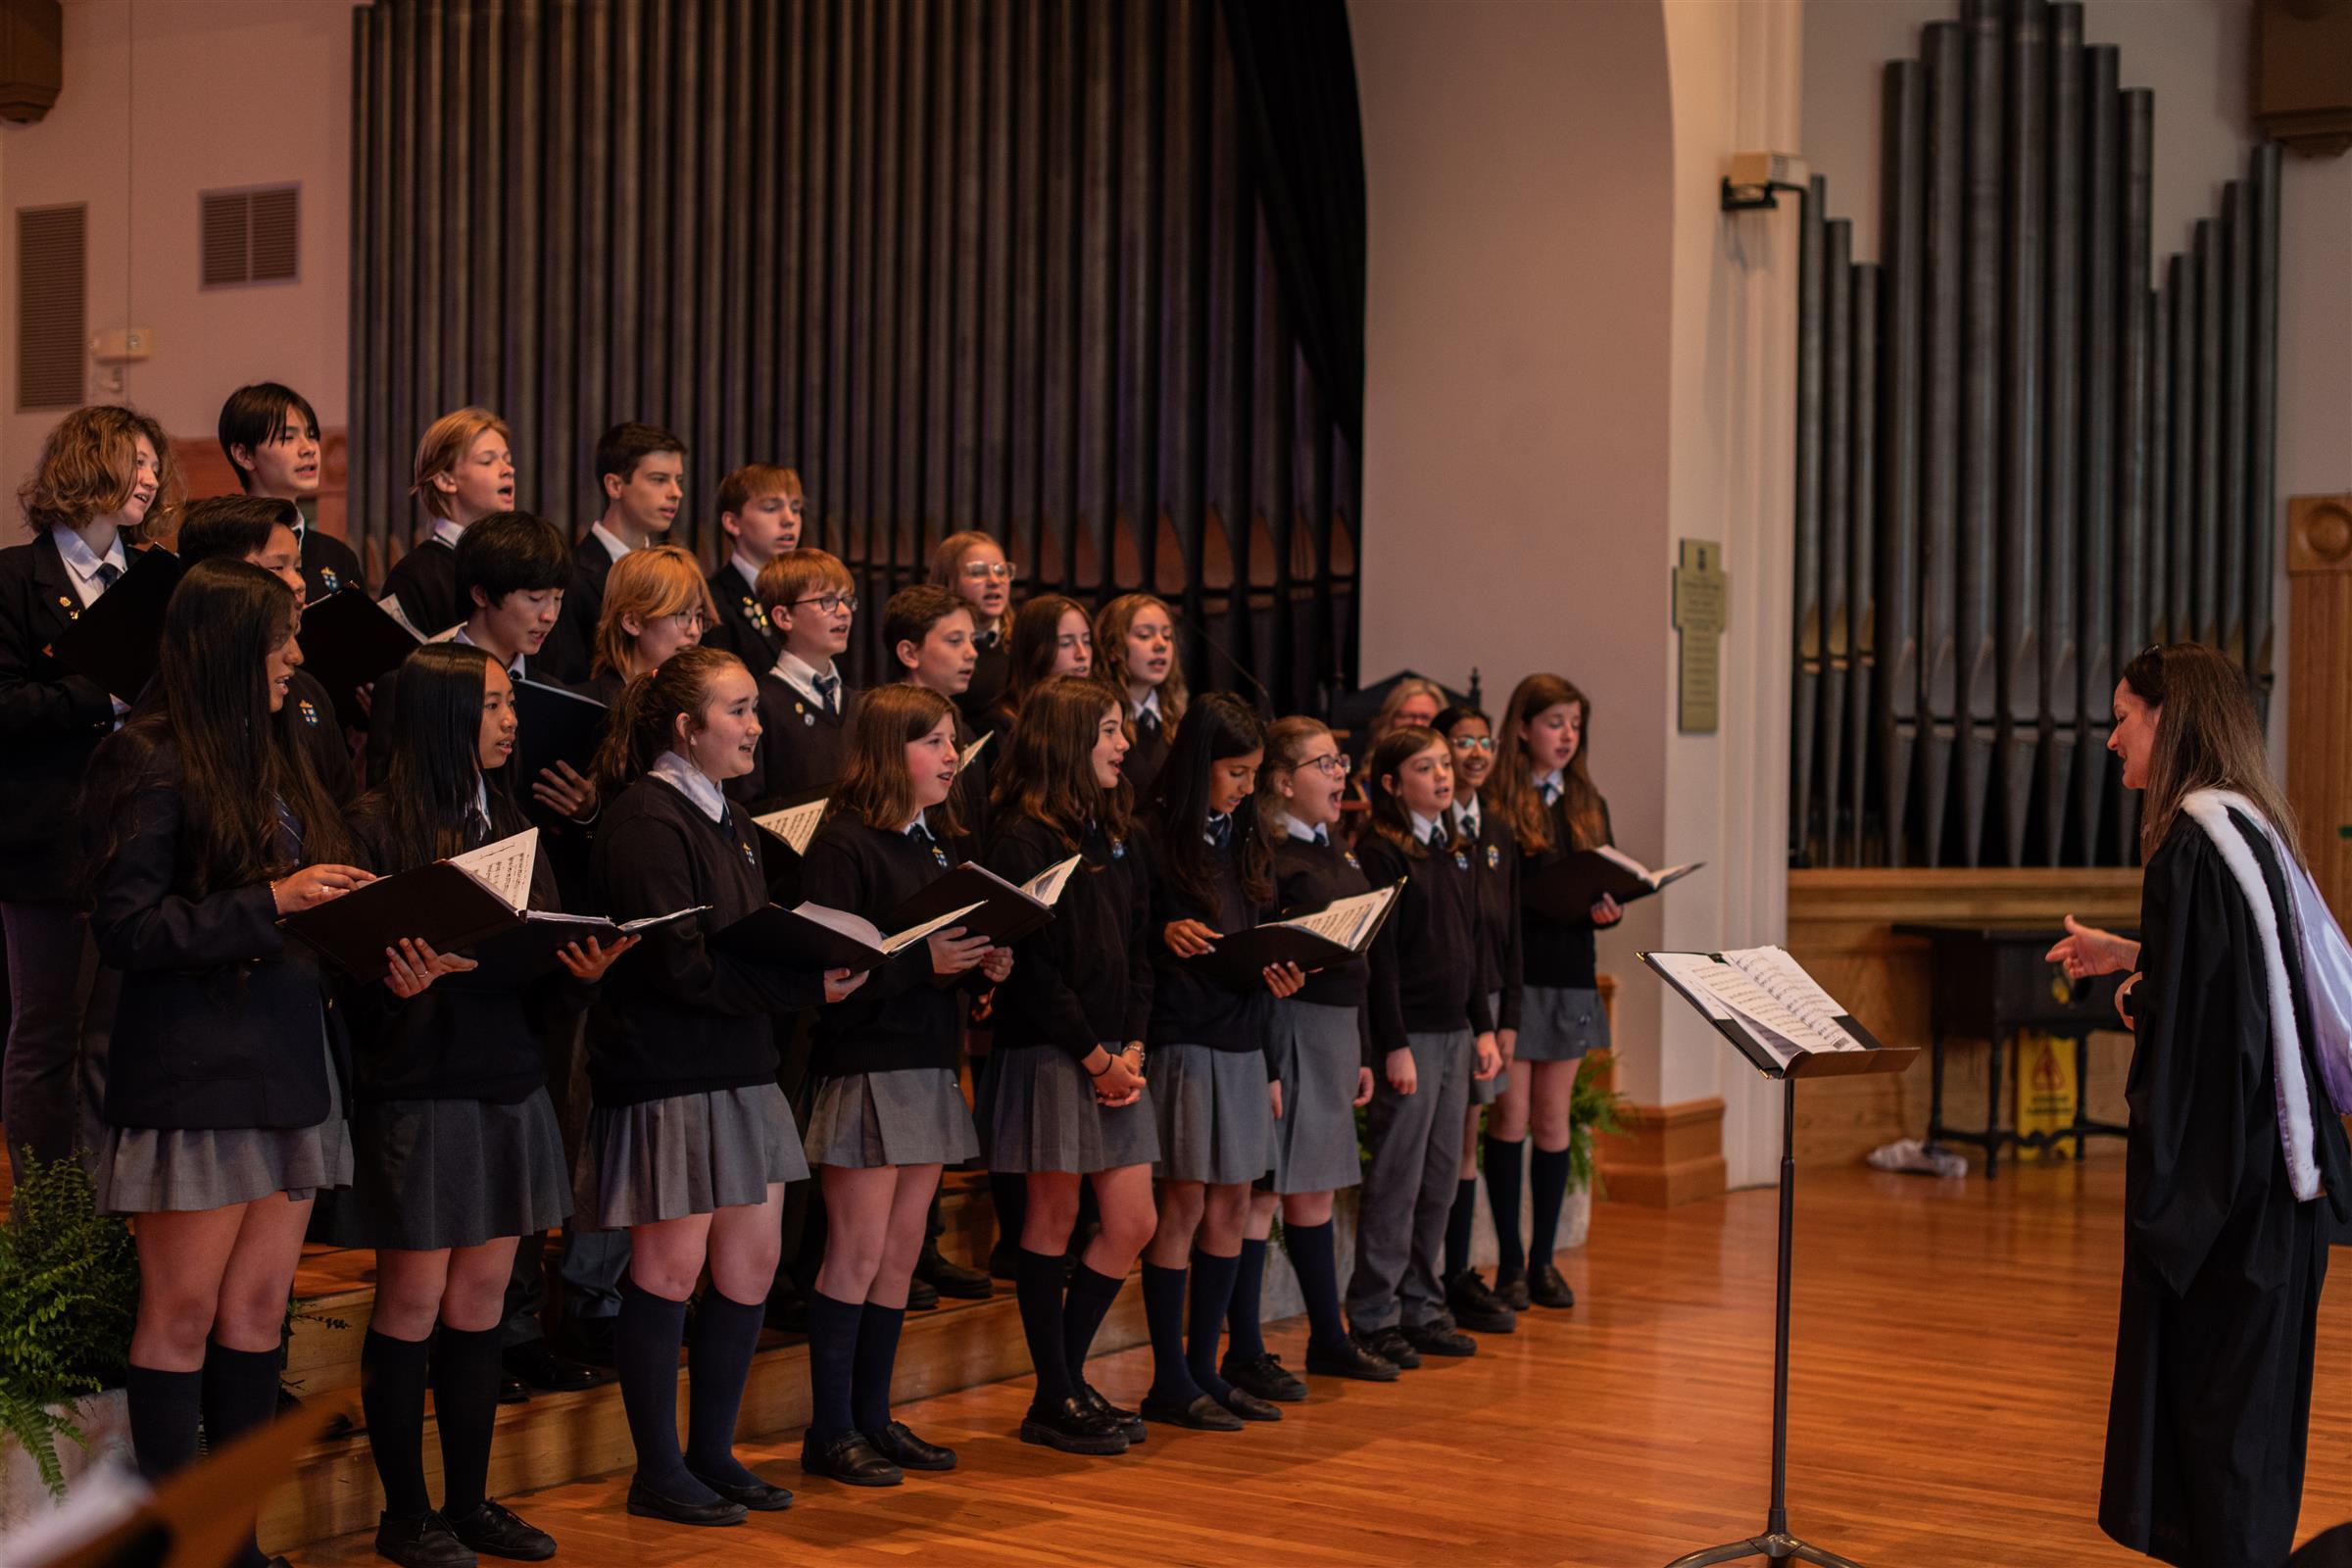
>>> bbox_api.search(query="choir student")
[978,592,1094,737]
[543,422,686,683]
[217,380,367,600]
[885,583,989,845]
[383,408,515,638]
[1436,703,1522,1335]
[1234,717,1398,1389]
[172,497,356,806]
[796,685,1007,1485]
[984,677,1161,1452]
[344,643,635,1567]
[1345,678,1446,828]
[1140,692,1306,1430]
[1,404,177,1179]
[735,547,858,807]
[928,530,1013,726]
[1487,674,1620,1311]
[1343,727,1499,1367]
[582,543,716,705]
[81,560,399,1568]
[703,464,805,665]
[1094,592,1183,799]
[583,646,859,1526]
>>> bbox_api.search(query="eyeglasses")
[1293,753,1351,778]
[961,561,1018,580]
[1452,735,1495,752]
[662,609,708,631]
[794,592,858,613]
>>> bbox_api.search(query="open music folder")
[886,852,1084,952]
[1187,883,1402,991]
[1642,945,1898,1079]
[1525,846,1703,921]
[711,897,985,973]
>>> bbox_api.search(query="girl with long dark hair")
[980,593,1094,736]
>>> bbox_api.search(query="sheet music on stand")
[1642,946,1895,1079]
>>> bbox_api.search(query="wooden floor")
[288,1155,2352,1568]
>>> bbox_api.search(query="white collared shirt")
[589,520,634,564]
[1409,808,1445,846]
[729,553,763,594]
[450,624,529,680]
[1457,795,1483,840]
[1134,688,1162,723]
[1283,815,1330,847]
[649,749,727,824]
[431,517,466,552]
[771,649,842,711]
[1533,768,1564,804]
[54,527,128,610]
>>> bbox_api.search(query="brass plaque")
[1673,538,1728,734]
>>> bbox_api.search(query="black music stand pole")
[1663,1071,1866,1568]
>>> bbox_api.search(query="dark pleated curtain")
[349,0,1362,710]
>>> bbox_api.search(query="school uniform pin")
[1486,844,1501,870]
[1110,838,1126,859]
[58,594,78,619]
[1344,851,1360,869]
[298,699,321,727]
[930,844,950,869]
[746,597,770,633]
[1454,850,1470,871]
[321,568,342,593]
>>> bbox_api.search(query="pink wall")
[0,0,351,541]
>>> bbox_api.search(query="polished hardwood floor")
[290,1156,2352,1568]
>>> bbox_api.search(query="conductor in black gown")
[2051,644,2351,1568]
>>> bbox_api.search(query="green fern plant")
[0,1150,140,1496]
[1566,1052,1633,1199]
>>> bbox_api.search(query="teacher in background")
[2050,643,2352,1568]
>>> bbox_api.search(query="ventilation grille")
[200,185,299,287]
[16,204,85,411]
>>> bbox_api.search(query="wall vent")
[16,203,85,411]
[200,184,299,287]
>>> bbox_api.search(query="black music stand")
[1642,953,1918,1568]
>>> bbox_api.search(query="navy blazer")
[0,531,122,902]
[84,723,342,1132]
[703,562,785,667]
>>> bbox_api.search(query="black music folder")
[468,906,705,981]
[711,898,984,973]
[512,677,607,782]
[1525,846,1703,922]
[1640,946,1903,1080]
[298,588,419,717]
[1185,883,1402,992]
[54,545,183,703]
[283,830,543,984]
[884,854,1083,953]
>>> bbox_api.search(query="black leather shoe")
[1362,1324,1422,1370]
[1140,1392,1245,1432]
[623,1476,747,1526]
[906,1275,941,1312]
[557,1315,617,1368]
[1304,1335,1400,1383]
[1213,1383,1283,1422]
[1494,1269,1532,1311]
[1446,1270,1519,1334]
[798,1430,903,1487]
[496,1375,532,1406]
[865,1419,957,1471]
[915,1247,995,1299]
[1079,1383,1146,1443]
[684,1466,794,1511]
[442,1499,557,1560]
[501,1342,603,1394]
[1402,1320,1478,1357]
[1019,1393,1129,1455]
[1528,1261,1576,1309]
[372,1510,477,1568]
[1219,1350,1307,1403]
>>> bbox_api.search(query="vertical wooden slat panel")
[1918,23,1964,866]
[2245,144,2280,714]
[2077,45,2120,864]
[2039,3,2081,864]
[1877,57,1925,867]
[1818,220,1853,868]
[2218,180,2250,667]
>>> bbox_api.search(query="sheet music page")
[1595,844,1654,882]
[376,593,427,639]
[1274,885,1396,951]
[620,906,707,933]
[958,732,992,771]
[756,798,829,856]
[1721,946,1867,1051]
[884,901,986,954]
[449,828,538,912]
[790,902,887,951]
[1022,855,1083,906]
[1685,959,1852,1056]
[1647,952,1737,1019]
[523,910,605,928]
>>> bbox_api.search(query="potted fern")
[1558,1051,1631,1249]
[0,1151,140,1527]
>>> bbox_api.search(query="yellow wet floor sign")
[2014,1032,2079,1160]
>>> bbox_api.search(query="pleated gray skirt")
[804,1067,980,1170]
[336,1086,572,1250]
[1151,1042,1276,1187]
[1514,984,1610,1062]
[1471,989,1509,1105]
[1267,1001,1365,1194]
[580,1082,807,1230]
[96,1039,353,1215]
[989,1043,1160,1174]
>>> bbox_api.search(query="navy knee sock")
[200,1341,281,1568]
[430,1324,503,1515]
[1283,1219,1348,1353]
[804,1290,863,1445]
[1060,1263,1125,1391]
[616,1278,711,1502]
[1141,1261,1200,1405]
[1185,1250,1241,1402]
[989,1171,1027,1261]
[1445,1175,1480,1279]
[684,1290,766,1487]
[1485,1136,1527,1276]
[360,1329,433,1520]
[1224,1237,1269,1363]
[1530,1146,1573,1266]
[850,1302,906,1435]
[125,1363,202,1482]
[1014,1249,1074,1404]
